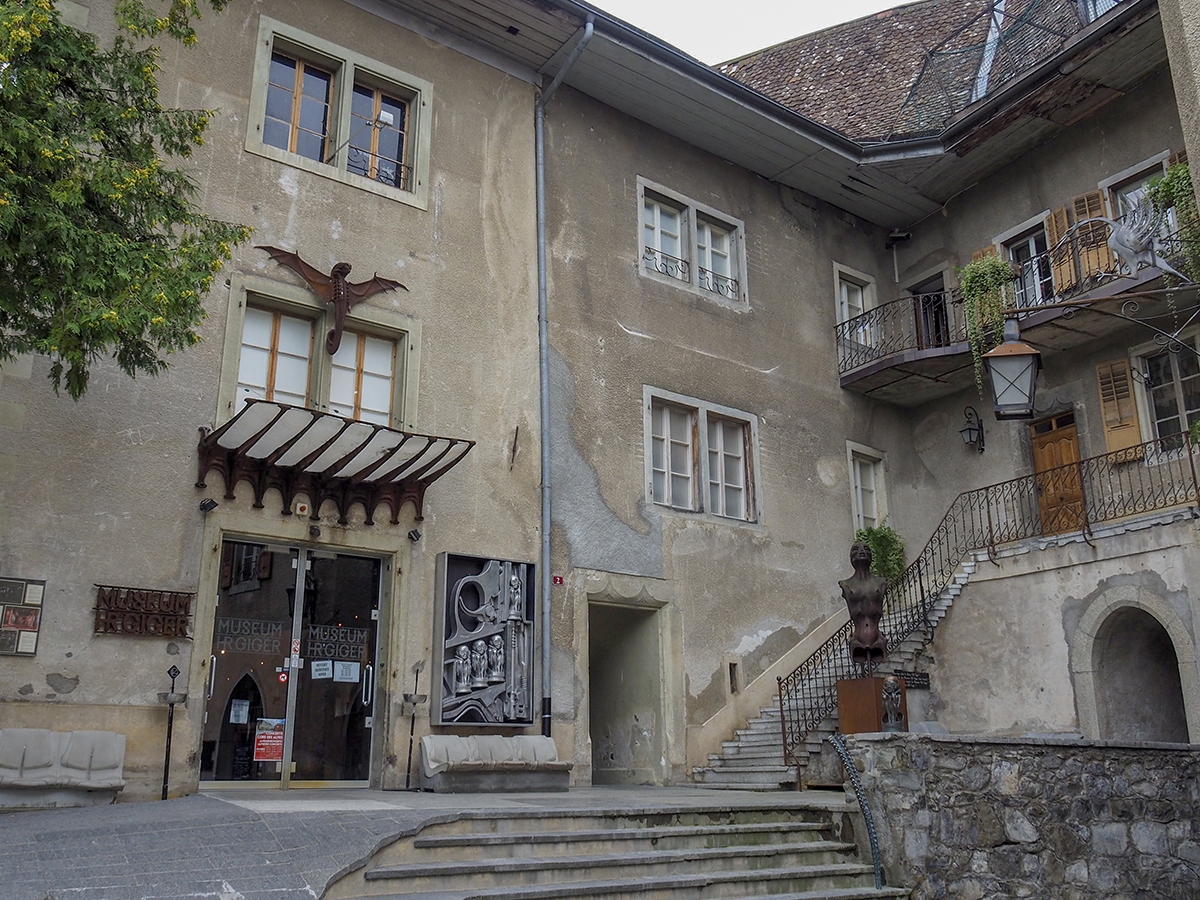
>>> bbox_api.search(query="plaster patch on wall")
[276,168,300,199]
[166,643,180,656]
[46,674,79,694]
[548,349,663,578]
[913,408,955,455]
[329,219,343,240]
[816,457,842,488]
[732,626,783,657]
[17,684,32,696]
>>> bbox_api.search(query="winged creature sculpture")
[258,246,408,354]
[1075,197,1190,283]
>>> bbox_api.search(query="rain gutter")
[535,16,594,738]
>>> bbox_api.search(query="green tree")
[0,0,249,399]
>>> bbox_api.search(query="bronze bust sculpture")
[838,540,888,666]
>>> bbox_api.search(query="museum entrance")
[200,540,381,787]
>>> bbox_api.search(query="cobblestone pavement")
[0,787,845,899]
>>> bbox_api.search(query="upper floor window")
[237,306,313,408]
[644,387,759,522]
[1133,334,1200,447]
[638,178,747,307]
[220,274,420,432]
[264,53,332,163]
[1005,228,1054,307]
[847,442,887,532]
[1081,0,1119,23]
[1101,152,1177,240]
[248,18,432,209]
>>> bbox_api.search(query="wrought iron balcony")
[777,430,1200,765]
[836,219,1193,406]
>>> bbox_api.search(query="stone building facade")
[1,0,1198,807]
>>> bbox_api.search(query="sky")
[591,0,904,64]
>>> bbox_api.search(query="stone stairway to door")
[691,554,979,789]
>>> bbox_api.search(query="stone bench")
[0,728,126,808]
[419,734,572,793]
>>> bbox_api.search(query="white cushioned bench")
[419,734,572,792]
[0,728,126,808]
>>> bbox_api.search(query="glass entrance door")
[200,541,380,786]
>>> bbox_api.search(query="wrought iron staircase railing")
[778,431,1200,765]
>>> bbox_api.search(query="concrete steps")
[326,801,911,899]
[696,554,981,789]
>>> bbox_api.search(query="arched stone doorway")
[1071,583,1200,743]
[1093,607,1188,742]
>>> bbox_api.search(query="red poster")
[253,718,285,761]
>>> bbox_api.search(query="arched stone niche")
[1071,584,1200,743]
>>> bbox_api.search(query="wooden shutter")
[1073,191,1117,277]
[1045,205,1076,294]
[971,245,998,261]
[1167,149,1188,169]
[1096,358,1143,459]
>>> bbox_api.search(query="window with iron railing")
[248,17,432,209]
[639,178,747,307]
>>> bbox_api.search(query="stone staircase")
[324,797,912,899]
[693,554,980,790]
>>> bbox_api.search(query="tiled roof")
[718,0,1095,143]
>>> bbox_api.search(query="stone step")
[692,765,796,785]
[710,751,787,767]
[403,806,818,842]
[411,821,831,858]
[361,874,912,899]
[363,843,863,894]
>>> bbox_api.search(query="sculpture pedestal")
[837,676,908,734]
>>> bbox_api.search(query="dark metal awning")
[196,400,475,524]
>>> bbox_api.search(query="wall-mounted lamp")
[407,529,422,543]
[323,110,394,164]
[198,498,219,514]
[959,406,985,453]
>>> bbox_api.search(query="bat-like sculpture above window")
[257,246,408,354]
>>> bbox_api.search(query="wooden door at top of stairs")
[1031,411,1085,535]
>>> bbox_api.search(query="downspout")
[536,17,593,737]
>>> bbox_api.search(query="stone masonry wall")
[844,733,1200,899]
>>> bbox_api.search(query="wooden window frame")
[644,386,760,523]
[637,178,748,308]
[218,273,421,432]
[247,17,433,210]
[847,441,887,533]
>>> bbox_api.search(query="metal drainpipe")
[536,18,593,737]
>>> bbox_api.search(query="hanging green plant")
[854,523,906,584]
[1147,161,1200,281]
[958,254,1016,399]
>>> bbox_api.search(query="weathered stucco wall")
[0,0,542,796]
[845,732,1200,900]
[926,515,1200,742]
[541,86,921,779]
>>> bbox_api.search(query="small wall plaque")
[0,577,46,656]
[894,670,931,690]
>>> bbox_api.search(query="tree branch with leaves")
[0,0,249,398]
